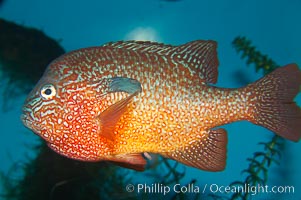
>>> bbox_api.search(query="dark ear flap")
[109,77,142,94]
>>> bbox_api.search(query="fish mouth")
[20,110,42,134]
[21,114,33,129]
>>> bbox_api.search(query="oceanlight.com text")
[125,183,295,196]
[209,183,294,196]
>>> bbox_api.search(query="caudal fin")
[250,63,301,142]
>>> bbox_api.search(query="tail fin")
[250,63,301,142]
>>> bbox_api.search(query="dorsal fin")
[103,40,219,84]
[176,40,219,84]
[103,40,173,54]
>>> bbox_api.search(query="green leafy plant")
[229,135,284,200]
[232,36,278,75]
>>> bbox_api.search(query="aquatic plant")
[0,142,137,200]
[0,18,65,110]
[0,143,192,200]
[232,36,278,75]
[229,135,284,200]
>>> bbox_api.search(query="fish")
[21,40,301,171]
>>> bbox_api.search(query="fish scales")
[21,40,301,171]
[50,46,224,152]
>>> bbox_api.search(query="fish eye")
[40,84,56,100]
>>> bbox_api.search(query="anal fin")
[161,128,227,172]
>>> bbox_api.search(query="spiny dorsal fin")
[103,40,219,84]
[161,128,227,171]
[103,40,173,54]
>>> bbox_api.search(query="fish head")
[20,54,106,151]
[21,49,142,161]
[21,61,70,140]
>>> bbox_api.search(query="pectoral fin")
[97,92,137,141]
[161,128,227,171]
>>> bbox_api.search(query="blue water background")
[0,0,300,199]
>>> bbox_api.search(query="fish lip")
[21,105,40,128]
[21,114,34,130]
[20,113,42,134]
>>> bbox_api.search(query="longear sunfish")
[21,40,301,171]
